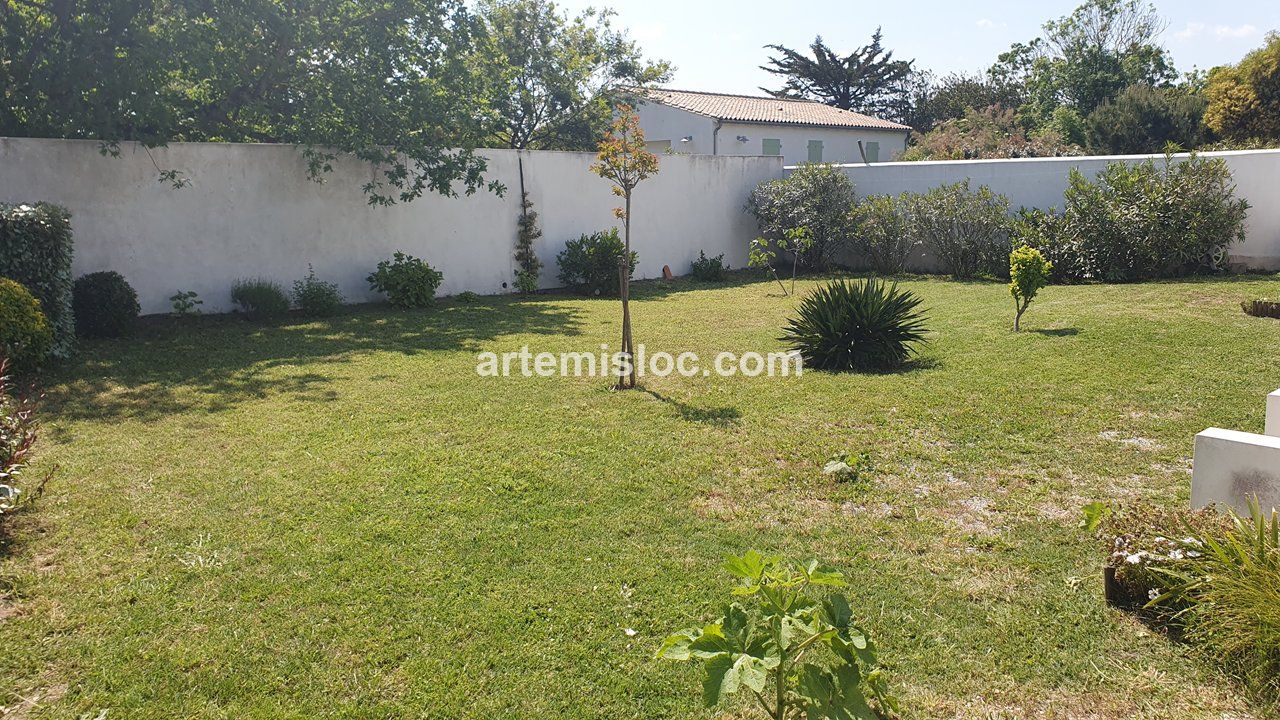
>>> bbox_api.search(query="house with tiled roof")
[631,88,912,167]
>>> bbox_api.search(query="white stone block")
[1267,389,1280,437]
[1191,428,1280,515]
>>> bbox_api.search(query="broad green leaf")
[689,623,732,658]
[722,550,769,581]
[701,654,736,707]
[721,603,753,650]
[656,629,698,660]
[804,559,847,587]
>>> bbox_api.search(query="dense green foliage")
[0,203,74,358]
[760,29,914,122]
[910,181,1011,278]
[850,193,916,274]
[690,251,728,282]
[904,71,1025,132]
[473,0,669,150]
[291,267,344,317]
[0,278,53,373]
[658,551,895,719]
[0,357,44,519]
[555,229,636,296]
[1085,84,1205,154]
[1057,154,1248,281]
[230,278,290,320]
[514,191,544,294]
[1204,33,1280,143]
[72,271,139,338]
[0,0,499,204]
[782,278,927,371]
[368,252,444,309]
[1009,246,1052,331]
[169,290,203,316]
[748,164,857,269]
[902,106,1082,161]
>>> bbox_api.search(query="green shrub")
[908,180,1011,278]
[170,290,203,316]
[658,551,897,720]
[556,229,636,296]
[231,278,290,320]
[368,252,443,308]
[782,278,928,372]
[0,203,74,358]
[514,192,543,293]
[689,250,727,281]
[291,266,343,317]
[455,291,480,303]
[748,164,857,268]
[1,357,48,519]
[1009,245,1052,332]
[72,271,139,338]
[851,193,917,274]
[1060,154,1250,281]
[1011,208,1084,283]
[0,278,53,373]
[1150,500,1280,708]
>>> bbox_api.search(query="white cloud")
[1172,21,1260,41]
[975,18,995,29]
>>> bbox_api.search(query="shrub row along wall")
[829,149,1280,272]
[0,138,782,314]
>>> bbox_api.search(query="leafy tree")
[590,105,658,390]
[747,164,857,269]
[901,105,1081,161]
[0,0,498,204]
[904,71,1025,132]
[1009,245,1052,331]
[749,228,814,297]
[760,30,914,121]
[1085,84,1205,154]
[473,0,670,151]
[1204,32,1280,143]
[991,0,1176,125]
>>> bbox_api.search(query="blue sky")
[551,0,1279,95]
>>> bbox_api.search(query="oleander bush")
[73,271,140,338]
[909,180,1012,279]
[1058,154,1249,282]
[292,266,344,317]
[556,229,636,297]
[782,278,928,372]
[748,164,857,269]
[368,252,444,309]
[231,278,290,320]
[0,203,74,358]
[0,278,53,373]
[690,250,728,281]
[851,193,918,274]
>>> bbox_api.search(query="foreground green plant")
[750,227,814,296]
[658,551,896,720]
[782,278,927,372]
[1009,245,1052,332]
[368,252,443,309]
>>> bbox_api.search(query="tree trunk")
[1014,298,1024,332]
[618,192,635,389]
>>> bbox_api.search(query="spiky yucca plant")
[781,278,927,372]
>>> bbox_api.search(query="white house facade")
[633,88,912,167]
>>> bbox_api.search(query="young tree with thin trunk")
[590,105,658,389]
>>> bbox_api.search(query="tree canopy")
[759,30,914,122]
[1204,32,1280,143]
[1,0,498,204]
[473,0,671,151]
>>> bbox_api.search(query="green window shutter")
[865,141,880,163]
[762,138,781,156]
[807,140,823,163]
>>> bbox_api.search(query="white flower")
[1125,552,1144,564]
[623,628,637,637]
[1148,588,1161,600]
[1169,549,1184,560]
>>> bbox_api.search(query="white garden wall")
[0,137,781,314]
[828,149,1280,271]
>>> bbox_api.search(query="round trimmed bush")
[0,277,53,372]
[231,278,290,320]
[782,278,928,372]
[73,271,140,338]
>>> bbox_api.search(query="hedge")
[0,203,75,358]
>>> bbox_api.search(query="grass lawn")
[2,273,1279,719]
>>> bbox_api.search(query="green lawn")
[3,273,1279,719]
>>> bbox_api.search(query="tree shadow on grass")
[1033,327,1082,337]
[641,388,742,427]
[41,297,583,423]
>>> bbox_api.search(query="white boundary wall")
[828,149,1280,271]
[0,138,781,314]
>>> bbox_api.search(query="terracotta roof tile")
[634,88,911,131]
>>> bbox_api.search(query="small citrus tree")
[1010,245,1052,332]
[590,105,659,389]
